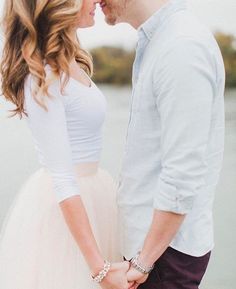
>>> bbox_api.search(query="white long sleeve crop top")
[23,65,107,203]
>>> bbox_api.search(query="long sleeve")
[24,76,80,203]
[153,37,215,214]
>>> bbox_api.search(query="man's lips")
[100,1,107,10]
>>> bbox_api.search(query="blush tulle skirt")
[0,164,123,289]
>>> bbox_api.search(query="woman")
[0,0,132,288]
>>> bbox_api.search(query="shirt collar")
[137,0,187,42]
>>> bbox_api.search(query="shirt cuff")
[153,178,195,214]
[53,182,80,203]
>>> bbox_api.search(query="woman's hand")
[100,261,134,289]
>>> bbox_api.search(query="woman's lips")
[90,9,96,16]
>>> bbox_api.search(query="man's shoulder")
[151,10,217,54]
[144,10,222,72]
[171,11,213,40]
[139,10,223,82]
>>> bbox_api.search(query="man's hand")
[100,261,134,289]
[126,266,149,289]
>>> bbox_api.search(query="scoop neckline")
[44,63,94,90]
[69,74,94,90]
[69,67,94,89]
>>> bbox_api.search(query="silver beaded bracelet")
[131,252,154,274]
[91,260,111,283]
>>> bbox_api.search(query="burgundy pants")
[127,247,211,289]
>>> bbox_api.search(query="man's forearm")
[138,209,186,267]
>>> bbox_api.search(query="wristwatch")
[130,252,154,274]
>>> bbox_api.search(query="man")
[101,0,225,288]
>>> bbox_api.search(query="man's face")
[100,0,127,25]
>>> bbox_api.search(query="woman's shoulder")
[24,66,66,113]
[24,65,62,96]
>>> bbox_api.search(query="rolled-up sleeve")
[153,37,215,214]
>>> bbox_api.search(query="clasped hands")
[126,262,149,289]
[100,261,149,289]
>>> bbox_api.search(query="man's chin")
[105,19,117,26]
[104,14,118,26]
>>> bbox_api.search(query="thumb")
[122,261,131,272]
[128,282,136,289]
[126,269,135,282]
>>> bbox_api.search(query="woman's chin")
[77,19,95,29]
[88,19,96,27]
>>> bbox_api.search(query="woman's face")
[76,0,101,28]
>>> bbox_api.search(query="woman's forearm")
[59,195,104,276]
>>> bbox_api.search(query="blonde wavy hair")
[0,0,93,118]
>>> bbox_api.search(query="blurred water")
[0,86,235,289]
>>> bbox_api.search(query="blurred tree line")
[215,32,236,88]
[91,47,134,85]
[91,32,236,88]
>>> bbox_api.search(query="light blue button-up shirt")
[117,0,225,260]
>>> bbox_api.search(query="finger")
[123,261,131,272]
[126,270,133,282]
[128,281,135,289]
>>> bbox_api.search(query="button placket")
[125,57,140,150]
[124,31,150,153]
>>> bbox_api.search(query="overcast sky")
[0,0,236,49]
